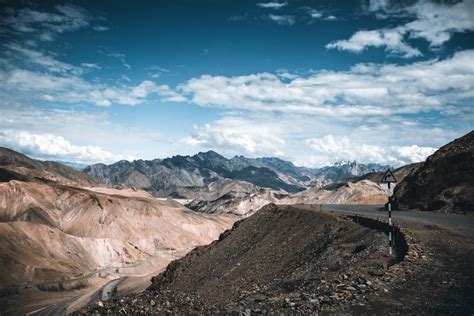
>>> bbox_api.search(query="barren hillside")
[393,131,474,214]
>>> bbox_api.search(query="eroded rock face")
[393,131,474,214]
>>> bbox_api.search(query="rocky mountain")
[314,161,390,183]
[84,151,305,196]
[322,163,422,191]
[84,151,389,198]
[393,131,474,214]
[186,179,287,216]
[0,148,236,314]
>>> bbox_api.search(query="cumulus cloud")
[306,134,436,166]
[268,14,295,25]
[177,50,474,117]
[0,130,129,163]
[326,28,422,58]
[131,80,187,102]
[301,7,337,21]
[0,101,167,163]
[177,113,452,167]
[327,0,474,57]
[257,2,288,9]
[181,117,285,157]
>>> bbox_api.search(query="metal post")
[388,182,392,255]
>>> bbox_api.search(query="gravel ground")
[77,204,474,315]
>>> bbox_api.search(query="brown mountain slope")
[393,131,474,214]
[282,180,388,205]
[0,221,147,286]
[0,147,100,187]
[0,179,235,287]
[79,204,406,314]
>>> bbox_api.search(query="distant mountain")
[84,151,305,197]
[323,162,422,190]
[53,160,88,171]
[313,161,389,183]
[84,151,390,197]
[393,131,474,214]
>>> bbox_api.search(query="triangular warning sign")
[381,169,397,183]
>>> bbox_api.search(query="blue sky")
[0,0,473,167]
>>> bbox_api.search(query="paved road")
[29,295,81,316]
[303,204,474,237]
[101,278,121,301]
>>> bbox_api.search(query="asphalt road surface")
[307,204,474,237]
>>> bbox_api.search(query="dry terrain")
[0,150,236,315]
[78,204,474,314]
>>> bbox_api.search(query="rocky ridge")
[393,131,474,214]
[78,204,430,314]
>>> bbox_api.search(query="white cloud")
[131,80,187,102]
[5,43,84,75]
[100,50,132,70]
[177,113,456,167]
[268,14,295,25]
[257,2,288,9]
[81,63,101,70]
[301,7,337,21]
[407,0,474,46]
[0,102,166,164]
[93,25,109,31]
[177,50,474,117]
[367,0,392,14]
[2,4,93,41]
[326,29,422,58]
[306,134,436,166]
[0,63,186,106]
[181,117,285,157]
[327,0,474,57]
[148,66,169,79]
[0,130,130,164]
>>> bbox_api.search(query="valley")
[1,1,473,314]
[0,131,472,314]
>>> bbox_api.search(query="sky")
[0,0,473,167]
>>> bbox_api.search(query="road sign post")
[381,169,397,255]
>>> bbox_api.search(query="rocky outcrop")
[393,131,474,214]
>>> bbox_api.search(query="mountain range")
[83,151,389,198]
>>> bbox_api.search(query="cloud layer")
[0,130,129,163]
[327,0,474,57]
[177,50,474,117]
[306,134,436,166]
